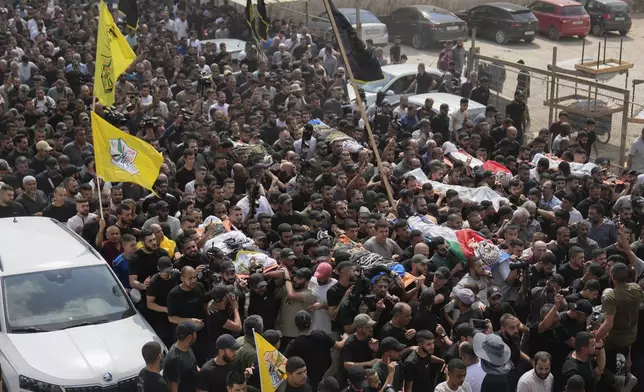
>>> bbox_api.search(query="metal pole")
[466,27,477,76]
[355,0,361,41]
[619,36,623,65]
[597,42,601,69]
[620,91,629,167]
[549,47,557,124]
[320,0,395,208]
[603,35,607,64]
[581,36,586,62]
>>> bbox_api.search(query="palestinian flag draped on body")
[91,112,163,192]
[255,331,287,392]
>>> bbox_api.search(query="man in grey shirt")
[363,220,403,260]
[143,200,181,240]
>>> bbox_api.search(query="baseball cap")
[61,165,81,177]
[210,284,233,300]
[249,273,268,289]
[253,231,268,241]
[314,262,333,280]
[36,140,52,151]
[157,256,174,273]
[280,248,297,260]
[315,246,331,260]
[487,286,502,299]
[574,299,594,316]
[455,288,475,305]
[220,261,235,272]
[310,193,323,202]
[309,210,323,221]
[45,156,58,167]
[216,334,241,350]
[380,337,406,352]
[411,254,429,265]
[434,266,451,280]
[347,366,368,389]
[277,193,293,204]
[353,314,376,328]
[294,310,312,329]
[156,200,170,210]
[294,268,312,280]
[176,322,197,340]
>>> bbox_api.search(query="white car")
[200,38,247,60]
[310,8,389,46]
[348,63,448,107]
[393,92,487,119]
[0,217,164,392]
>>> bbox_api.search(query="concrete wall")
[264,0,533,24]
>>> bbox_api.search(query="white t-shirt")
[174,18,189,40]
[465,362,485,392]
[434,381,473,392]
[308,277,337,333]
[629,137,644,174]
[450,109,468,133]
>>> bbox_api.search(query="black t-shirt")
[137,368,169,392]
[402,350,437,392]
[327,282,351,331]
[481,374,511,392]
[529,265,551,289]
[430,115,450,143]
[389,46,401,63]
[195,359,239,392]
[129,249,170,294]
[163,345,198,392]
[147,272,181,307]
[562,354,597,392]
[166,284,206,320]
[284,331,336,387]
[207,307,237,344]
[0,201,27,218]
[558,263,584,288]
[176,166,196,191]
[42,201,77,222]
[483,302,516,332]
[381,322,414,346]
[556,311,585,347]
[341,334,373,365]
[411,308,440,335]
[415,72,434,94]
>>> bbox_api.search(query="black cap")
[434,266,451,280]
[220,261,235,272]
[249,273,268,289]
[277,193,293,204]
[45,157,58,167]
[315,246,331,260]
[210,284,233,300]
[380,337,406,352]
[216,334,242,350]
[294,310,312,329]
[310,193,323,202]
[156,200,169,210]
[294,267,313,280]
[61,165,82,177]
[487,286,502,298]
[574,299,593,316]
[176,321,197,340]
[280,248,297,260]
[157,256,174,273]
[347,366,368,389]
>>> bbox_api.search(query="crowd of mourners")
[3,1,644,392]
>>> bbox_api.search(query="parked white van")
[0,217,163,392]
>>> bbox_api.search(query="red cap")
[314,262,333,280]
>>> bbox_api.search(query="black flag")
[118,0,139,30]
[256,0,270,41]
[245,0,262,43]
[323,0,383,82]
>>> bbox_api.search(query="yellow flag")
[94,0,136,107]
[254,331,287,392]
[91,112,162,191]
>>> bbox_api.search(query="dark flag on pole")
[245,0,262,43]
[323,0,383,82]
[118,0,139,30]
[256,0,270,41]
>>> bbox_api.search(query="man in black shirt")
[146,256,181,347]
[196,334,242,392]
[138,341,169,392]
[280,356,311,392]
[327,261,356,333]
[558,246,585,288]
[381,302,416,346]
[528,252,555,289]
[483,287,517,332]
[505,90,528,142]
[430,104,450,143]
[402,330,439,392]
[341,314,379,369]
[207,285,242,349]
[42,186,77,222]
[0,184,27,218]
[128,230,169,303]
[404,63,436,95]
[561,331,602,392]
[285,310,342,389]
[167,266,208,364]
[271,193,303,230]
[557,300,593,350]
[163,322,199,392]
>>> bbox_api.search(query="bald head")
[414,242,430,257]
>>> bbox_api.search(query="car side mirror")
[129,288,142,304]
[386,90,394,96]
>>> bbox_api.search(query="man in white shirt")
[461,342,485,392]
[67,198,96,234]
[517,352,553,392]
[174,12,189,40]
[628,127,644,174]
[307,262,336,333]
[208,91,229,120]
[434,358,472,392]
[450,98,469,135]
[236,179,273,221]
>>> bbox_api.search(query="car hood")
[2,315,161,385]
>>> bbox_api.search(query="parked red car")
[529,0,591,39]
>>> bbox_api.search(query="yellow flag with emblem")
[91,112,162,191]
[254,331,287,392]
[94,0,136,107]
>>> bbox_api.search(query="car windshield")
[343,11,381,24]
[512,9,538,20]
[561,5,587,15]
[359,72,395,92]
[607,3,629,12]
[4,265,135,332]
[423,11,460,22]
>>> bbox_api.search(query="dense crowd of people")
[1,1,644,392]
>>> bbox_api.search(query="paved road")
[381,15,644,165]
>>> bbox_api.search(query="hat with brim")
[473,333,512,367]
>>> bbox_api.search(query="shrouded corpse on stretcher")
[406,168,509,211]
[531,153,597,177]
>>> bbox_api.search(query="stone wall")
[262,0,533,24]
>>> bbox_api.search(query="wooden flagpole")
[320,0,395,208]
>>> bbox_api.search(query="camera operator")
[237,179,272,221]
[327,261,357,333]
[145,256,181,347]
[518,273,568,325]
[337,266,373,335]
[527,251,556,289]
[363,274,399,336]
[490,252,525,307]
[294,123,317,161]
